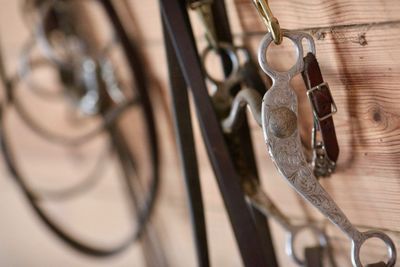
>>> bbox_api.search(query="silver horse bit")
[258,30,396,267]
[206,41,332,266]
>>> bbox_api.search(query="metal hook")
[189,0,219,48]
[252,0,282,45]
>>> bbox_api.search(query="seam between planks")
[235,19,400,38]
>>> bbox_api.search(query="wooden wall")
[0,0,400,267]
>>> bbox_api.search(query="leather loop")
[302,52,339,166]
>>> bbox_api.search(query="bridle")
[0,0,160,257]
[253,1,396,266]
[163,0,340,266]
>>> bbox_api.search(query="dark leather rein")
[0,0,160,257]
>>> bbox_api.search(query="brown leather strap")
[302,52,339,176]
[160,1,273,266]
[162,17,210,266]
[366,262,387,267]
[305,246,323,267]
[209,1,278,265]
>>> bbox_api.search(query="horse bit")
[192,0,339,265]
[221,1,397,266]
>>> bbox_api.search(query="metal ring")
[201,42,240,85]
[351,230,397,267]
[35,0,87,67]
[286,224,328,266]
[10,68,138,146]
[258,30,316,80]
[233,46,252,65]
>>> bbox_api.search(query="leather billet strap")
[209,1,278,266]
[302,52,339,178]
[162,17,210,267]
[160,0,275,266]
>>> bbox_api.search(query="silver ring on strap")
[286,224,329,266]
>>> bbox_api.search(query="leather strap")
[366,263,387,267]
[0,61,136,257]
[305,246,323,267]
[162,17,210,267]
[100,0,161,240]
[160,0,272,265]
[0,1,161,257]
[210,1,278,265]
[302,52,339,177]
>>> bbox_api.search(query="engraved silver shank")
[258,30,396,267]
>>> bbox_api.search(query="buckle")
[306,82,337,121]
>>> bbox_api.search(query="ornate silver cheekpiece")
[258,30,396,267]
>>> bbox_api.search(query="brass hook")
[189,0,219,48]
[252,0,282,45]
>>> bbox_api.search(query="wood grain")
[234,0,400,33]
[238,3,400,225]
[230,1,400,266]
